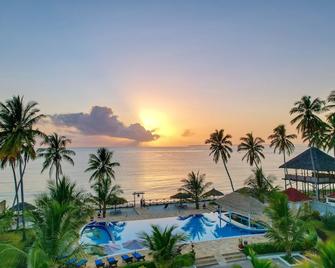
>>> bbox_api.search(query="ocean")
[0,145,307,205]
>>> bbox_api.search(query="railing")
[284,174,335,183]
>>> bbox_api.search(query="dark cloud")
[50,106,159,142]
[181,129,195,137]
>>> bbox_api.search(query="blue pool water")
[80,212,265,255]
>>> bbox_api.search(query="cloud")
[49,106,159,142]
[181,129,195,137]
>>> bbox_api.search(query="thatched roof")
[215,192,266,221]
[279,147,335,172]
[10,202,36,211]
[170,192,191,199]
[204,188,224,197]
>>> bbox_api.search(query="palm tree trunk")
[10,162,20,230]
[19,158,26,241]
[255,162,273,189]
[103,203,106,218]
[55,162,60,185]
[195,196,199,209]
[283,151,292,187]
[223,161,234,192]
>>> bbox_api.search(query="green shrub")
[321,213,335,230]
[173,253,195,267]
[124,261,156,268]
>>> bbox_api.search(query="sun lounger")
[76,259,88,267]
[121,254,133,263]
[95,259,105,268]
[107,256,118,266]
[132,252,145,261]
[66,257,77,266]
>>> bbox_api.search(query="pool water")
[80,212,264,254]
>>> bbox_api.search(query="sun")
[139,109,176,138]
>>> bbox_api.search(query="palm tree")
[140,225,187,268]
[303,122,328,149]
[327,90,335,111]
[205,129,235,191]
[244,167,276,203]
[238,133,265,167]
[0,177,91,268]
[268,124,297,186]
[0,95,44,239]
[37,133,75,184]
[90,177,124,218]
[290,95,325,144]
[264,193,306,258]
[268,124,296,166]
[324,114,335,156]
[298,239,335,268]
[179,171,212,209]
[85,147,120,183]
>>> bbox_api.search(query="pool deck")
[84,203,270,267]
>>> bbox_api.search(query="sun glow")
[139,109,176,140]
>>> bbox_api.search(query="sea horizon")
[0,144,308,206]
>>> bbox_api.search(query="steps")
[195,256,219,268]
[222,252,247,263]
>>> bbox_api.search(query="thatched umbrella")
[204,188,224,199]
[110,196,127,213]
[170,192,191,206]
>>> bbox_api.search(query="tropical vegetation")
[205,129,235,191]
[37,133,75,184]
[179,171,212,209]
[140,225,188,268]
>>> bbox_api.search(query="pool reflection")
[181,214,215,240]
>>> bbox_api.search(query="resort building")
[280,147,335,200]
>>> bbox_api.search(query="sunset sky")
[1,1,334,147]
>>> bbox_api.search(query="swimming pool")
[80,212,265,255]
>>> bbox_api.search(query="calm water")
[80,212,264,255]
[0,145,306,204]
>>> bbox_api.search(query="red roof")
[282,188,310,202]
[328,192,335,198]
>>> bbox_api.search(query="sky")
[0,0,334,147]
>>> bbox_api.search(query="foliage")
[90,177,124,217]
[320,212,335,230]
[205,129,235,191]
[139,225,187,268]
[0,208,14,233]
[248,248,277,268]
[124,261,156,268]
[244,167,277,203]
[85,147,120,182]
[179,171,212,209]
[37,133,75,183]
[264,193,307,257]
[0,177,91,268]
[268,124,296,157]
[290,95,325,144]
[238,132,265,167]
[298,239,335,268]
[0,95,44,239]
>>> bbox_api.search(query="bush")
[173,253,195,267]
[244,240,315,256]
[124,261,156,268]
[321,212,335,230]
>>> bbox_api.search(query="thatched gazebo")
[279,147,335,200]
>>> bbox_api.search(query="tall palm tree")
[324,114,335,156]
[290,95,325,144]
[0,96,44,239]
[37,133,75,184]
[238,133,265,167]
[264,193,306,258]
[244,167,276,203]
[90,177,123,218]
[205,129,234,191]
[140,225,187,268]
[268,124,296,166]
[268,124,297,186]
[179,171,212,209]
[327,90,335,111]
[85,147,120,183]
